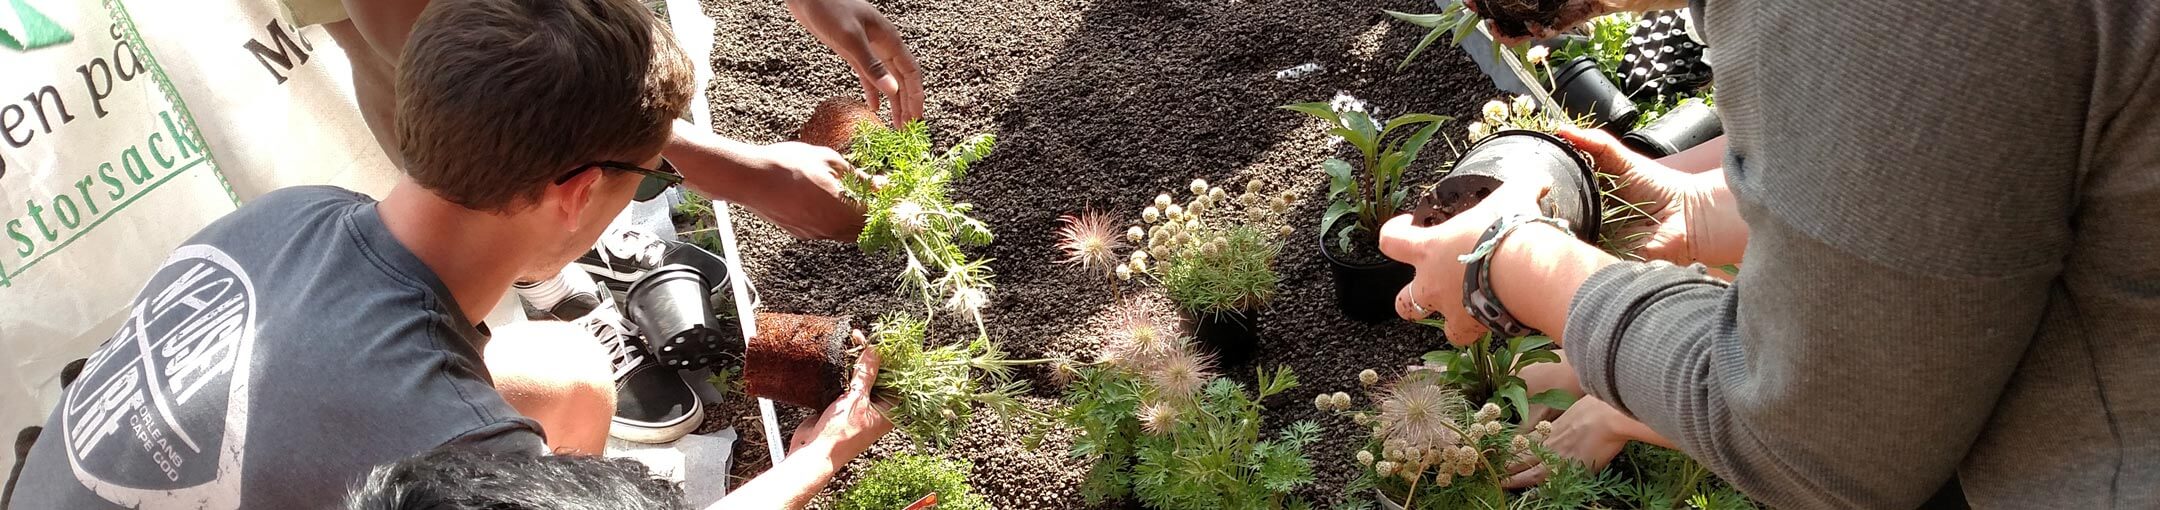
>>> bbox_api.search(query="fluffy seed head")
[1313,393,1333,411]
[1127,226,1146,243]
[1115,264,1133,281]
[1165,204,1184,219]
[947,287,989,324]
[1359,369,1380,386]
[1476,403,1502,423]
[1208,187,1226,202]
[1378,376,1465,452]
[1155,194,1173,209]
[1049,358,1079,387]
[1143,206,1161,223]
[1147,343,1215,400]
[1190,179,1209,196]
[1332,392,1353,409]
[1139,401,1179,436]
[1055,210,1126,277]
[1356,450,1375,467]
[871,174,891,189]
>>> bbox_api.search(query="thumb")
[1378,213,1437,264]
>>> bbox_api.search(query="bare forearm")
[1685,170,1748,267]
[1488,223,1622,347]
[665,120,776,202]
[707,441,849,510]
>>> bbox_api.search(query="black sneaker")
[575,228,732,298]
[576,305,704,444]
[512,267,604,321]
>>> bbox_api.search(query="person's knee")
[485,321,615,429]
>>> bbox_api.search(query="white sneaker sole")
[608,407,703,444]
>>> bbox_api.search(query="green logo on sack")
[0,0,73,51]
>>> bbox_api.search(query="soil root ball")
[746,312,853,409]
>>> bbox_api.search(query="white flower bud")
[890,201,924,234]
[1482,99,1508,122]
[1143,206,1161,223]
[1155,193,1173,209]
[1356,450,1375,467]
[1476,403,1502,423]
[1165,204,1184,218]
[1129,257,1148,273]
[1358,369,1379,386]
[1127,226,1146,243]
[1115,264,1133,281]
[1190,179,1209,196]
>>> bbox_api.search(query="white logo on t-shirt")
[60,244,257,509]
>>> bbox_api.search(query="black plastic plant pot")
[1416,130,1598,242]
[1181,308,1259,368]
[1550,56,1641,133]
[1319,232,1415,324]
[1621,100,1723,158]
[625,264,737,370]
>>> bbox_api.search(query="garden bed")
[695,0,1508,506]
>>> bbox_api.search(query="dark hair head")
[346,448,687,510]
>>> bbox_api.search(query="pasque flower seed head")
[1055,210,1125,278]
[1139,401,1179,436]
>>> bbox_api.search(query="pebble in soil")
[698,0,1503,506]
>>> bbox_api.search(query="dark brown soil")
[697,0,1502,506]
[745,312,851,409]
[1470,0,1576,38]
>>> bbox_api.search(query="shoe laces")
[576,308,648,381]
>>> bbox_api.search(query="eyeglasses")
[555,157,683,202]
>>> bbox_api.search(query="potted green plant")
[1282,97,1452,323]
[1125,178,1298,364]
[1064,309,1319,509]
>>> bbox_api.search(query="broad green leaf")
[1328,128,1376,157]
[1529,388,1579,411]
[1451,13,1481,46]
[1511,335,1555,355]
[1381,114,1452,136]
[1383,10,1450,27]
[1323,158,1356,199]
[1343,111,1381,153]
[1280,102,1341,125]
[1334,221,1364,254]
[1398,121,1444,167]
[1320,200,1358,251]
[1414,318,1446,329]
[1421,350,1458,367]
[1512,349,1560,373]
[1497,383,1531,423]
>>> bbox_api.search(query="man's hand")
[1381,177,1553,346]
[789,330,890,458]
[1503,395,1632,488]
[1555,127,1738,265]
[686,140,869,241]
[786,0,923,127]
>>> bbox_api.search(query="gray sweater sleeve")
[1559,0,2137,507]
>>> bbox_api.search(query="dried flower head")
[1128,257,1148,274]
[1155,193,1173,209]
[1055,210,1126,277]
[1510,434,1531,453]
[1126,226,1146,243]
[1049,358,1079,388]
[1114,263,1133,281]
[1482,99,1508,122]
[1374,460,1399,477]
[1142,206,1161,223]
[1455,446,1478,476]
[1535,421,1554,437]
[1190,179,1209,196]
[1377,376,1465,452]
[1352,412,1372,426]
[1147,343,1215,400]
[1165,204,1184,219]
[1246,179,1264,194]
[1358,369,1380,386]
[1106,306,1175,368]
[1355,450,1375,468]
[1476,403,1502,424]
[1313,393,1333,411]
[1331,391,1353,409]
[1208,187,1226,202]
[1139,400,1179,436]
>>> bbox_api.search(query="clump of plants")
[836,453,991,510]
[1052,208,1129,296]
[837,119,998,337]
[1281,97,1451,254]
[868,313,1052,447]
[1518,15,1717,131]
[1064,309,1319,509]
[1126,178,1298,322]
[1415,328,1578,424]
[1326,364,1617,509]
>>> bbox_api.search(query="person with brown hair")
[7,0,887,508]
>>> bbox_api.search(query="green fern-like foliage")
[835,454,991,510]
[843,121,998,336]
[869,314,1048,448]
[1069,364,1318,510]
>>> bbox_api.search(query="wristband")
[1457,214,1569,338]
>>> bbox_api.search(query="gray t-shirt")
[11,186,545,509]
[1567,0,2160,508]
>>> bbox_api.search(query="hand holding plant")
[1554,127,1744,265]
[839,120,999,337]
[867,314,1052,447]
